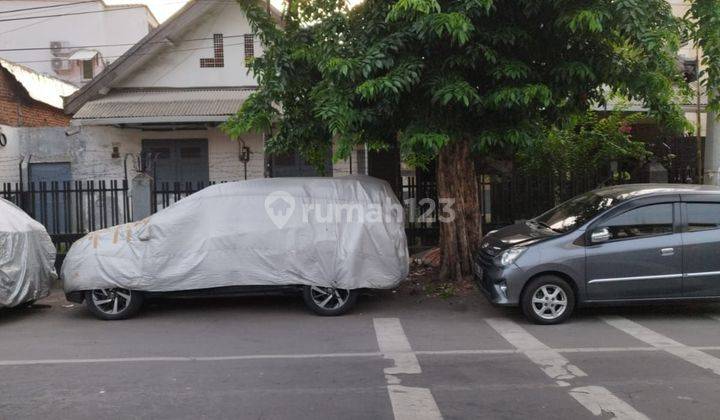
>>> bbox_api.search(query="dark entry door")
[29,162,71,233]
[142,139,209,185]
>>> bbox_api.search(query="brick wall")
[0,68,70,127]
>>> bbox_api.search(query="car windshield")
[532,191,618,233]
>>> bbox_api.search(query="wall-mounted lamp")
[239,146,251,163]
[239,143,251,180]
[65,126,81,136]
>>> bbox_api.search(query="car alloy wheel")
[90,288,133,315]
[309,286,350,310]
[521,275,575,325]
[302,285,358,316]
[531,284,568,321]
[85,288,144,320]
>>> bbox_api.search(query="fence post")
[131,173,153,221]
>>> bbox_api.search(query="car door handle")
[660,248,675,256]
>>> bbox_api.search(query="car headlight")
[499,247,526,267]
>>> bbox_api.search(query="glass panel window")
[244,34,254,68]
[82,59,93,79]
[602,204,673,240]
[687,203,720,232]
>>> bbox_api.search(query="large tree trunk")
[437,139,482,281]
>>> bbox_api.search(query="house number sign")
[0,133,7,147]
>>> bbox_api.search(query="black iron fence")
[1,180,131,270]
[401,170,624,248]
[152,181,221,213]
[1,166,691,268]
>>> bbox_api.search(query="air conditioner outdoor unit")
[51,58,70,72]
[50,41,69,56]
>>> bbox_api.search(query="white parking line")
[374,317,421,375]
[0,352,382,366]
[569,386,650,420]
[4,345,720,368]
[486,318,649,420]
[485,318,587,382]
[373,318,443,420]
[602,316,720,376]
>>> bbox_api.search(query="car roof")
[590,183,720,201]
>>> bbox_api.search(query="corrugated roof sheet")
[0,58,78,109]
[72,88,255,121]
[68,49,100,61]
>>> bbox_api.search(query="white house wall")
[116,2,260,89]
[0,125,264,184]
[0,1,155,85]
[0,125,21,183]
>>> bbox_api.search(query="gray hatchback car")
[475,183,720,324]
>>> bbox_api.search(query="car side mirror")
[590,227,611,243]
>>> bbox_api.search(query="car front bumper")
[473,258,524,306]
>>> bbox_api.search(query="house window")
[82,59,93,79]
[200,34,224,68]
[244,34,254,68]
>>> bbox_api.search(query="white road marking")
[386,385,443,420]
[487,318,649,420]
[373,317,421,375]
[486,318,587,381]
[569,386,650,420]
[602,316,720,376]
[0,352,382,366]
[4,345,720,367]
[373,318,442,420]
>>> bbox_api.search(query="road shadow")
[0,303,52,325]
[139,294,310,319]
[573,301,720,321]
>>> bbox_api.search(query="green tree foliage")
[516,112,651,177]
[224,0,713,280]
[226,0,692,169]
[686,0,720,111]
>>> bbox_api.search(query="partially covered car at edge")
[0,198,56,309]
[62,176,409,320]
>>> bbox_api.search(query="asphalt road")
[3,290,720,419]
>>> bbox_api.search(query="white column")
[705,111,720,185]
[131,173,153,220]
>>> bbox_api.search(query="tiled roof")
[72,88,255,122]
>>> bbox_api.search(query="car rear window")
[686,203,720,232]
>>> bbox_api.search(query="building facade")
[0,59,77,184]
[0,1,158,86]
[63,0,365,190]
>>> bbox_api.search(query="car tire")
[84,288,144,320]
[521,276,575,325]
[302,286,358,316]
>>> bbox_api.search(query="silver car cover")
[62,176,409,293]
[0,198,56,308]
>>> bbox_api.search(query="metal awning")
[71,88,256,125]
[68,49,99,61]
